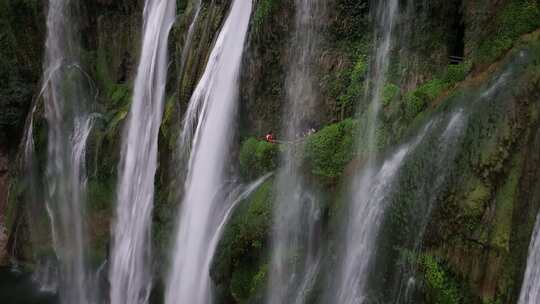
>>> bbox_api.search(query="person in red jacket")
[265,132,276,143]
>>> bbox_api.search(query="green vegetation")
[3,1,540,303]
[475,0,540,65]
[422,255,462,304]
[87,178,115,212]
[253,0,277,35]
[239,137,279,179]
[110,84,130,105]
[404,62,471,120]
[305,119,356,183]
[491,155,522,250]
[334,54,368,119]
[382,83,400,106]
[212,179,274,302]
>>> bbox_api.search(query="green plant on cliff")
[422,255,462,304]
[475,0,540,65]
[335,54,368,118]
[239,137,278,179]
[305,119,356,183]
[88,178,115,212]
[110,84,130,105]
[212,179,274,302]
[253,0,277,35]
[404,62,471,120]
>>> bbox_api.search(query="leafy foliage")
[382,83,400,106]
[475,0,540,65]
[305,119,356,183]
[212,179,274,302]
[239,137,279,179]
[422,255,462,304]
[331,53,369,120]
[404,62,471,120]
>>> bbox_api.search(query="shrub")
[335,55,368,119]
[403,62,471,120]
[444,62,472,84]
[305,119,356,183]
[422,255,462,304]
[415,79,447,101]
[239,137,279,179]
[351,55,368,83]
[404,90,427,120]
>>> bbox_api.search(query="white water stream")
[165,1,253,303]
[267,1,324,303]
[109,0,175,303]
[41,1,94,303]
[334,0,400,302]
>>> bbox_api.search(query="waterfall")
[336,122,430,303]
[362,0,399,156]
[267,1,324,303]
[109,0,175,303]
[386,110,467,302]
[40,0,94,303]
[333,0,399,302]
[519,213,540,303]
[165,1,252,303]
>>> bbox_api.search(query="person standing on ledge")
[265,132,276,143]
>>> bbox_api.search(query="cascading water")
[519,213,540,303]
[333,0,399,302]
[108,0,175,303]
[267,1,324,304]
[336,123,430,303]
[361,0,399,156]
[384,110,468,303]
[165,1,252,303]
[40,0,94,303]
[387,68,514,302]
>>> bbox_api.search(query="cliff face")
[1,0,540,303]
